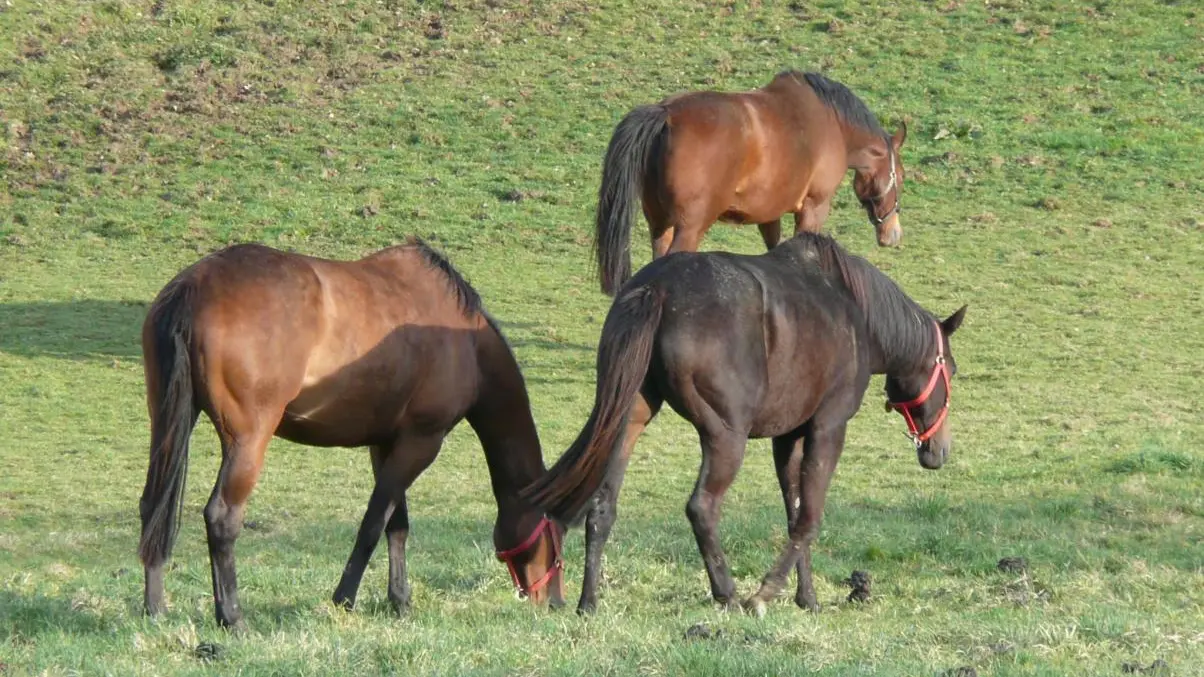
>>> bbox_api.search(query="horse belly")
[276,384,405,447]
[278,348,476,448]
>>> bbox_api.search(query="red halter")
[495,516,562,598]
[887,322,950,446]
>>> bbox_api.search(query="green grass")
[2,0,1203,675]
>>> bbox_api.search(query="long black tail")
[595,105,669,296]
[521,285,664,523]
[138,278,198,569]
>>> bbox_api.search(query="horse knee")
[203,499,242,543]
[793,520,821,546]
[685,494,712,527]
[588,493,619,533]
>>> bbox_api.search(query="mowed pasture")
[1,1,1202,675]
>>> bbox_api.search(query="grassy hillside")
[1,1,1201,675]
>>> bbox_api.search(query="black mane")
[409,238,483,317]
[787,71,888,139]
[778,232,934,369]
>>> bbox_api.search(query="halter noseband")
[865,146,900,227]
[886,321,950,447]
[494,516,562,598]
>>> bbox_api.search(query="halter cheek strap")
[887,321,951,446]
[867,148,900,227]
[494,516,562,598]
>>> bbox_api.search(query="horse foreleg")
[205,421,276,630]
[578,392,660,615]
[334,434,442,615]
[758,219,782,251]
[332,445,395,610]
[745,420,847,616]
[793,198,832,235]
[686,429,748,607]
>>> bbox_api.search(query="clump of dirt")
[683,623,723,641]
[997,557,1050,606]
[997,556,1028,574]
[496,188,547,203]
[194,642,224,663]
[1122,659,1169,675]
[425,16,446,40]
[844,570,872,603]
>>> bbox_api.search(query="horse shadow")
[0,588,118,638]
[0,300,147,361]
[0,301,593,366]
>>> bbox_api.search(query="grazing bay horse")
[594,70,908,295]
[524,232,966,614]
[138,240,565,629]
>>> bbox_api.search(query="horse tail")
[595,105,669,296]
[138,277,199,569]
[522,285,664,524]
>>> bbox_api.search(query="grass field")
[2,0,1202,675]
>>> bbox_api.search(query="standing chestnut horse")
[595,70,907,295]
[138,240,564,629]
[524,232,966,614]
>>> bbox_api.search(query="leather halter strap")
[867,147,900,227]
[887,321,950,446]
[495,516,562,598]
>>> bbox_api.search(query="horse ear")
[892,121,908,149]
[941,305,967,336]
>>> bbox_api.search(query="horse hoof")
[390,599,411,617]
[795,595,820,613]
[576,601,597,616]
[332,594,356,611]
[742,597,768,619]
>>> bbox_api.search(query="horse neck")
[839,121,888,168]
[467,321,547,516]
[824,248,936,376]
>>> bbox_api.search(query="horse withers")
[595,70,907,295]
[524,232,966,615]
[138,240,565,629]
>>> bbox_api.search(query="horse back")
[656,76,848,222]
[179,243,487,446]
[640,251,869,438]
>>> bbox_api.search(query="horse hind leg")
[665,201,722,256]
[578,389,662,615]
[644,198,675,260]
[685,427,748,607]
[204,412,279,630]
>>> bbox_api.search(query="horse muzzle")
[876,213,902,247]
[917,443,948,470]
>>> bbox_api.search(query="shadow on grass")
[0,589,117,637]
[0,301,594,366]
[0,300,147,361]
[494,320,596,355]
